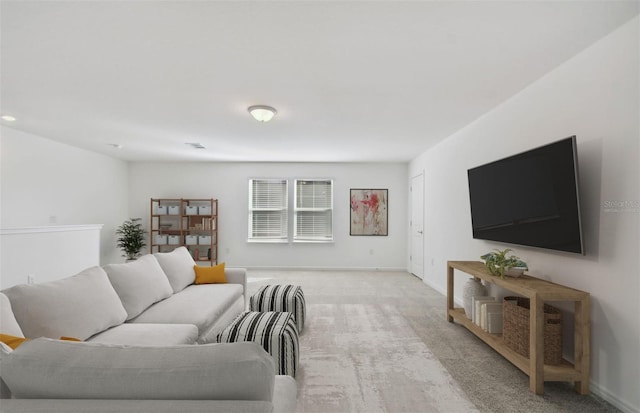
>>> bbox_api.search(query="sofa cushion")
[154,247,196,293]
[104,254,173,320]
[0,293,24,338]
[129,284,243,338]
[1,338,275,401]
[2,266,127,340]
[88,323,199,346]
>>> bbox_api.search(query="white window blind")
[294,179,333,242]
[248,179,288,241]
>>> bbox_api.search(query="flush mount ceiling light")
[248,105,277,122]
[1,115,16,122]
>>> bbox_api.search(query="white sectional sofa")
[3,247,245,346]
[0,247,297,413]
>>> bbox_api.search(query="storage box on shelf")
[150,198,218,265]
[154,234,168,245]
[446,261,590,396]
[503,296,563,365]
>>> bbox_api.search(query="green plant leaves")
[480,248,527,279]
[116,218,146,260]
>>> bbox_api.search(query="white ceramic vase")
[463,277,487,319]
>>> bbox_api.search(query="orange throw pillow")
[0,333,28,350]
[1,334,82,350]
[59,336,82,342]
[194,262,227,284]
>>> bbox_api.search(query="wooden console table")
[447,261,590,395]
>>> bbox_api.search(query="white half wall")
[128,162,408,270]
[409,17,639,412]
[0,225,102,288]
[0,126,129,266]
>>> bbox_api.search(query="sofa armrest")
[225,268,247,299]
[0,400,275,413]
[273,375,297,413]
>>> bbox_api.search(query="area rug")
[296,303,478,413]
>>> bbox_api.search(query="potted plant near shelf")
[480,248,528,279]
[116,218,146,261]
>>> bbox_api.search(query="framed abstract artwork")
[350,189,388,236]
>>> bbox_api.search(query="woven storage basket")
[503,296,562,365]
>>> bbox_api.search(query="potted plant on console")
[116,218,146,261]
[480,248,528,279]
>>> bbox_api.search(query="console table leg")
[574,297,591,394]
[447,263,454,322]
[530,294,545,395]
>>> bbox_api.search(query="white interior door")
[410,173,424,279]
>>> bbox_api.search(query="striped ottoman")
[250,285,306,333]
[216,311,299,377]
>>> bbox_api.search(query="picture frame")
[350,189,388,236]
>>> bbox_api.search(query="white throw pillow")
[1,338,275,401]
[0,293,24,338]
[2,267,128,340]
[0,342,12,354]
[153,247,196,293]
[103,254,173,320]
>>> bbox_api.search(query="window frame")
[247,178,289,243]
[293,178,334,243]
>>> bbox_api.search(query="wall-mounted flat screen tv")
[467,136,584,254]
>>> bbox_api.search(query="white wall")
[128,162,408,270]
[409,17,639,412]
[0,126,129,267]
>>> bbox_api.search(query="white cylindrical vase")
[463,277,487,319]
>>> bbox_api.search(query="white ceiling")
[1,1,638,163]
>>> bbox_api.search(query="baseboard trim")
[422,278,464,307]
[589,381,638,413]
[422,278,446,295]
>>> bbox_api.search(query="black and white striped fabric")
[216,311,299,377]
[249,285,306,333]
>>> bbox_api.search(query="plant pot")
[462,278,487,319]
[504,267,527,277]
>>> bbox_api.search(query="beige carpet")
[247,270,620,413]
[296,303,477,413]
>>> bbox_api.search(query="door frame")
[410,172,425,279]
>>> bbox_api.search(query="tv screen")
[467,136,584,254]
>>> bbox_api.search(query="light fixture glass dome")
[248,105,277,122]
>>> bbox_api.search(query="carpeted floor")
[247,270,620,413]
[296,303,477,412]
